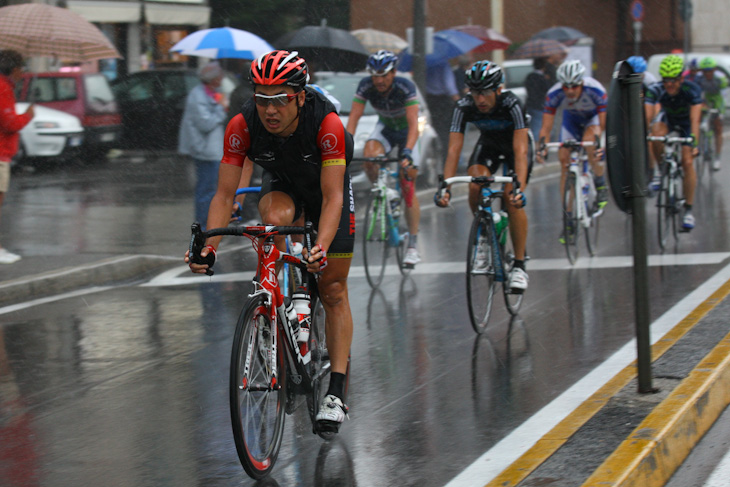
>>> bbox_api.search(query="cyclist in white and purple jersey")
[346,50,422,267]
[537,60,609,235]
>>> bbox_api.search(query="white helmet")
[557,60,586,85]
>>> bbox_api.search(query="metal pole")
[625,74,653,393]
[412,0,427,95]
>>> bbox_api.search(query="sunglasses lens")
[254,94,292,107]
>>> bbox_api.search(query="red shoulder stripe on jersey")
[221,113,250,167]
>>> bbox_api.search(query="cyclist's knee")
[318,276,348,307]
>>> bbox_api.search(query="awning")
[66,1,142,23]
[144,3,210,26]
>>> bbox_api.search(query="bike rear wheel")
[363,195,389,288]
[501,227,524,315]
[230,294,286,480]
[562,174,580,264]
[466,213,496,334]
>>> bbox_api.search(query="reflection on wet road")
[2,159,730,486]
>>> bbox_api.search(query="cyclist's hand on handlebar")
[303,244,328,273]
[537,137,547,164]
[434,187,451,207]
[511,188,527,208]
[230,201,242,222]
[185,245,216,275]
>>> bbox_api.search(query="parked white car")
[502,59,534,106]
[13,102,84,165]
[313,71,443,193]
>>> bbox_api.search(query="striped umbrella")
[169,27,274,60]
[512,39,568,59]
[351,28,408,54]
[0,4,120,62]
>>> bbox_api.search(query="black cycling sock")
[326,372,346,401]
[514,259,525,270]
[685,203,693,211]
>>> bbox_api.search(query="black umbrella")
[276,24,369,73]
[530,26,588,46]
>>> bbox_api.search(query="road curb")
[485,278,730,487]
[0,255,179,305]
[582,331,730,487]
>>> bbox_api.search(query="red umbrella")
[451,24,511,52]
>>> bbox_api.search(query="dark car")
[17,71,122,159]
[111,69,240,150]
[110,69,198,149]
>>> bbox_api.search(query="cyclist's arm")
[538,112,554,144]
[443,131,465,181]
[598,111,606,133]
[404,103,420,153]
[345,100,366,135]
[512,127,529,190]
[234,157,255,207]
[691,103,702,141]
[315,112,348,258]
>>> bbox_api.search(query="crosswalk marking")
[143,252,730,287]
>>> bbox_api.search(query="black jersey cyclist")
[346,50,423,268]
[435,60,531,292]
[185,50,354,433]
[645,54,702,231]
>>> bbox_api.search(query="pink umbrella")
[451,24,511,52]
[0,4,120,62]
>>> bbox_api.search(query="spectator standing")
[179,62,228,227]
[0,50,33,264]
[425,62,461,148]
[524,57,552,143]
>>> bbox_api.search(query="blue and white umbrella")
[170,27,274,60]
[398,29,484,70]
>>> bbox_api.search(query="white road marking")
[143,252,730,287]
[0,286,115,316]
[443,260,730,487]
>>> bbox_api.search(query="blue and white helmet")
[557,60,586,85]
[367,50,398,75]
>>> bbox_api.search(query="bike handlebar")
[646,135,695,144]
[350,156,402,165]
[441,175,514,186]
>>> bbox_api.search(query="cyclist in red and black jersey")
[185,50,354,433]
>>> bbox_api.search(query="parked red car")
[16,72,122,159]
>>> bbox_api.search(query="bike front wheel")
[466,214,496,334]
[230,294,286,480]
[562,174,580,264]
[362,195,389,289]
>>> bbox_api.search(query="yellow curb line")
[582,332,730,487]
[485,279,730,487]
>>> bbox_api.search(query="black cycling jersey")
[645,80,703,127]
[353,76,419,131]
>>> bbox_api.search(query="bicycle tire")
[562,174,580,264]
[657,163,672,250]
[584,180,598,257]
[362,195,389,289]
[671,169,682,243]
[394,199,411,276]
[466,213,496,334]
[501,226,524,315]
[230,294,286,480]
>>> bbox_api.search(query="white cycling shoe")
[316,394,349,437]
[509,267,529,292]
[403,247,421,268]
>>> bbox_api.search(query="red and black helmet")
[249,50,309,90]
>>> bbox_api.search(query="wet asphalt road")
[1,152,729,486]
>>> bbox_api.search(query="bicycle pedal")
[402,263,415,269]
[315,421,340,440]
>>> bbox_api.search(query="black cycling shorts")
[468,131,535,183]
[260,169,355,258]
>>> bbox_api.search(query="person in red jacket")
[0,50,33,264]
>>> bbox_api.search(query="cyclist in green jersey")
[696,57,728,170]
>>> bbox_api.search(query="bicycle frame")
[365,158,407,247]
[546,140,599,227]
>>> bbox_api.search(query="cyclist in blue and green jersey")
[346,50,422,267]
[695,56,728,170]
[645,54,703,230]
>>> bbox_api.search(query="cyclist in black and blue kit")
[346,50,422,267]
[435,60,531,292]
[645,54,703,230]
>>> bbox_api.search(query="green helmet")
[699,56,717,70]
[659,54,684,78]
